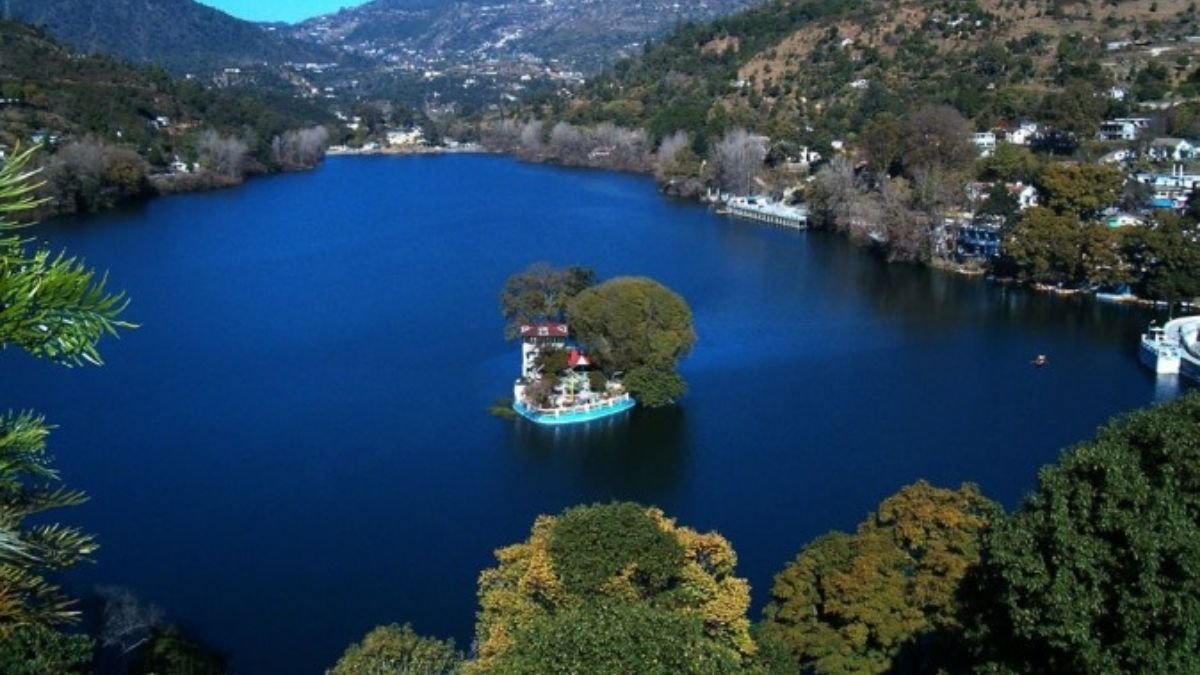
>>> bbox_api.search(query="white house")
[386,128,425,146]
[519,322,569,378]
[966,181,1039,210]
[1005,122,1039,146]
[1100,148,1136,164]
[1010,182,1039,210]
[1148,137,1196,162]
[972,131,997,157]
[1099,117,1151,142]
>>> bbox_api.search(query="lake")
[0,154,1182,673]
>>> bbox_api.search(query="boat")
[1140,325,1182,375]
[1095,284,1137,303]
[1031,354,1048,367]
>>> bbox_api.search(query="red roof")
[568,349,591,368]
[520,322,569,339]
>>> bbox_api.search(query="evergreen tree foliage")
[129,625,227,675]
[471,502,755,673]
[329,623,462,675]
[762,481,1000,675]
[490,599,741,675]
[0,622,91,674]
[0,147,130,649]
[965,394,1200,674]
[567,276,696,407]
[1,147,133,366]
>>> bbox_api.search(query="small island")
[500,264,696,424]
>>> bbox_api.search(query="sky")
[198,0,368,23]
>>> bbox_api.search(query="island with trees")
[499,263,696,423]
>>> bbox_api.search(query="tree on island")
[762,482,1000,675]
[0,147,132,668]
[470,502,758,674]
[567,276,696,407]
[963,394,1200,674]
[499,262,596,339]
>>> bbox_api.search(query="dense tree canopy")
[471,502,755,673]
[499,263,596,339]
[330,623,462,675]
[489,600,742,675]
[0,623,90,674]
[129,625,227,675]
[567,276,696,406]
[762,482,1000,675]
[1035,163,1123,220]
[966,394,1200,674]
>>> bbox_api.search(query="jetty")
[721,195,809,229]
[1140,316,1200,380]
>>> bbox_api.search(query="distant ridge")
[8,0,339,73]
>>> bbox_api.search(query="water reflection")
[511,406,689,500]
[827,232,1161,348]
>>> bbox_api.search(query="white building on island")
[519,322,569,378]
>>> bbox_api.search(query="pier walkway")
[1164,316,1200,381]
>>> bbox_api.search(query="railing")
[518,393,632,417]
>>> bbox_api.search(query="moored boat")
[1140,325,1182,375]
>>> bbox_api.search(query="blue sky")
[198,1,367,23]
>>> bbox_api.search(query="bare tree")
[519,120,544,156]
[197,130,248,179]
[95,586,162,655]
[480,119,522,151]
[655,131,692,180]
[807,156,860,228]
[711,128,767,195]
[271,126,330,170]
[902,105,976,177]
[41,138,149,213]
[586,123,649,171]
[549,122,587,164]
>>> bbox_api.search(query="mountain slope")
[8,0,337,73]
[292,0,764,71]
[549,0,1200,146]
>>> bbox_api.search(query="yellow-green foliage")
[762,481,999,675]
[329,623,462,675]
[471,503,755,673]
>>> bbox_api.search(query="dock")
[1140,316,1200,381]
[723,196,808,229]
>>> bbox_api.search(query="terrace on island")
[512,322,634,425]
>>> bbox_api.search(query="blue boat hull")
[513,398,636,425]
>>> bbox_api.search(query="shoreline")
[326,143,489,157]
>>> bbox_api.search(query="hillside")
[548,0,1200,147]
[293,0,762,71]
[7,0,338,73]
[0,20,337,214]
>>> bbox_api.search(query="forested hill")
[0,20,337,215]
[545,0,1200,146]
[7,0,338,73]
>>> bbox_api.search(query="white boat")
[1140,325,1182,375]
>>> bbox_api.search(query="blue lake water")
[0,154,1182,673]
